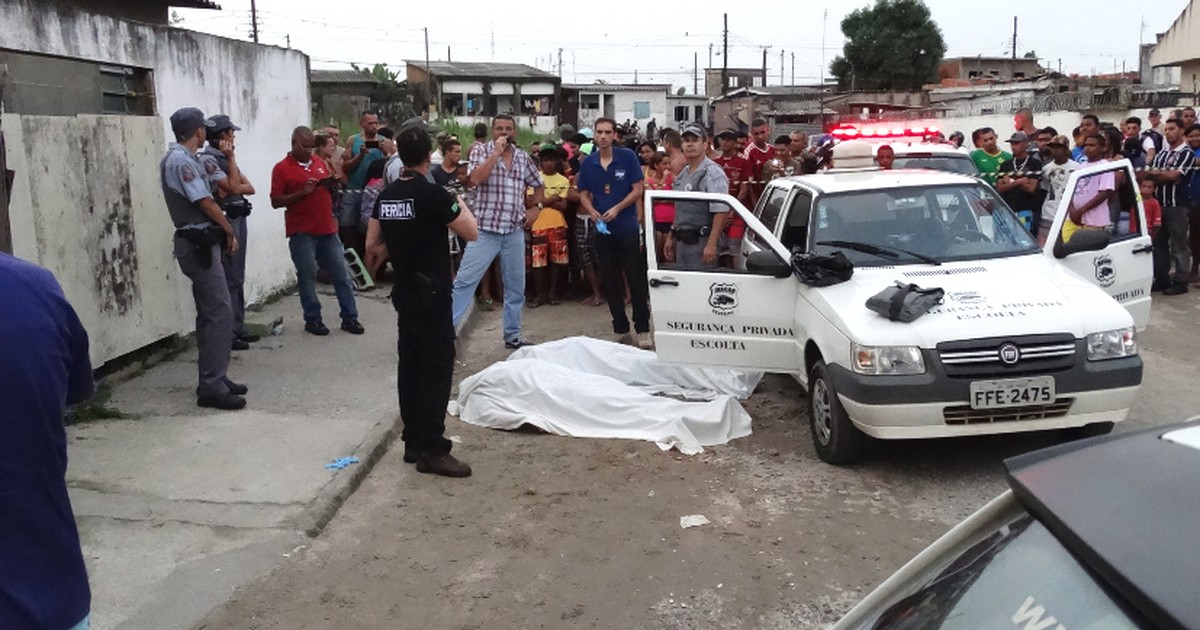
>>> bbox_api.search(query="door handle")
[1132,245,1153,254]
[650,278,680,287]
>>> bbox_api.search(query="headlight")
[1086,327,1137,361]
[852,344,926,375]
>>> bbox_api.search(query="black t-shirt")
[998,155,1045,213]
[430,165,456,187]
[372,174,460,291]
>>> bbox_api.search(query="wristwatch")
[536,202,544,209]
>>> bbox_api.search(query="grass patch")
[66,383,128,425]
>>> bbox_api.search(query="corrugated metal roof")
[406,60,558,80]
[310,69,377,85]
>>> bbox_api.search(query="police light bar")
[829,123,941,141]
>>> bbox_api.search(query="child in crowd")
[1132,173,1162,236]
[642,151,675,263]
[525,145,571,307]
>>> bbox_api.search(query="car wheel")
[808,361,866,465]
[1064,421,1115,441]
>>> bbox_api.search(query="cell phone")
[365,140,380,149]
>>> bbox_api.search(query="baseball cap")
[1150,108,1161,116]
[538,144,562,158]
[1007,131,1029,143]
[170,107,206,137]
[714,129,737,140]
[681,122,708,138]
[579,128,594,139]
[579,141,595,156]
[205,114,241,133]
[1046,134,1070,148]
[568,132,589,146]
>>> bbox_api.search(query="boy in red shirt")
[1132,173,1162,236]
[270,126,364,336]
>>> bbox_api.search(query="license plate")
[969,377,1055,409]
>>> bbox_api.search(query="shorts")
[527,227,569,268]
[574,216,599,270]
[654,221,673,234]
[717,233,743,258]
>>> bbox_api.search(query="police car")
[644,143,1152,464]
[833,420,1200,629]
[830,123,978,176]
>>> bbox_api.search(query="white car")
[645,153,1152,464]
[883,143,978,176]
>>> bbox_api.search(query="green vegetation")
[66,383,127,425]
[434,119,554,151]
[830,0,947,91]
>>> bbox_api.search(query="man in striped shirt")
[1148,117,1194,295]
[451,114,545,347]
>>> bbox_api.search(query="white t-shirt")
[1040,159,1080,226]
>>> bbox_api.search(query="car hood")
[807,254,1133,347]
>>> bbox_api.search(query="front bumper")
[826,349,1142,439]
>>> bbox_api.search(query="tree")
[829,0,946,91]
[350,63,416,124]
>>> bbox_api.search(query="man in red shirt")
[741,118,776,206]
[270,126,364,336]
[713,130,754,268]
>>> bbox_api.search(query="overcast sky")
[175,0,1187,91]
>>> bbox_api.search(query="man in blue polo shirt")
[1,253,94,630]
[577,116,650,349]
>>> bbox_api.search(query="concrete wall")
[933,108,1163,146]
[1,0,310,366]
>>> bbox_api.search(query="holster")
[221,198,253,219]
[672,225,710,245]
[176,226,226,269]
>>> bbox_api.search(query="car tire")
[1064,421,1115,440]
[808,361,866,465]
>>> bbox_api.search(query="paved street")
[180,290,1200,629]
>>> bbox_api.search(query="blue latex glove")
[596,219,610,235]
[325,456,360,470]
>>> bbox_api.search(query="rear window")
[857,513,1149,629]
[893,154,979,176]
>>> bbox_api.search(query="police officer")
[366,124,478,477]
[200,114,257,350]
[162,107,248,410]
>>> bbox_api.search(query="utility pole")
[721,13,728,95]
[780,49,784,85]
[694,51,699,94]
[424,27,432,115]
[285,33,290,48]
[558,48,563,77]
[791,52,795,86]
[1011,16,1017,60]
[761,47,768,86]
[820,9,827,86]
[447,46,451,62]
[708,43,713,72]
[250,0,259,44]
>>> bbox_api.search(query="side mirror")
[1053,228,1110,259]
[746,250,792,278]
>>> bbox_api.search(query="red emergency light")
[829,124,941,141]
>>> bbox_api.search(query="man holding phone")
[340,112,385,242]
[451,114,545,349]
[271,126,364,337]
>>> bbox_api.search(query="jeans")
[288,232,358,323]
[451,229,525,343]
[596,230,650,334]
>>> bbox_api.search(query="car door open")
[643,189,801,373]
[1043,159,1153,329]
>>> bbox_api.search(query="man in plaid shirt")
[451,114,545,348]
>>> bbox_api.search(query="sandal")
[476,297,495,311]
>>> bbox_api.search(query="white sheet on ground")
[455,338,759,454]
[510,336,763,399]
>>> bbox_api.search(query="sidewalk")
[66,286,450,630]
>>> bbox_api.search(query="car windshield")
[892,154,979,176]
[808,184,1038,266]
[858,512,1150,629]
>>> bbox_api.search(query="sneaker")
[222,378,249,396]
[341,318,365,335]
[1163,283,1189,296]
[232,337,251,351]
[197,392,247,410]
[237,333,261,343]
[403,445,418,464]
[616,332,634,345]
[505,337,534,350]
[636,332,654,350]
[415,452,472,477]
[305,319,330,336]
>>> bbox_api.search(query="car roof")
[1004,421,1200,630]
[776,169,979,194]
[889,144,972,158]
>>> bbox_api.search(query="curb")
[294,296,479,539]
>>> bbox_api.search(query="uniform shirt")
[198,145,230,197]
[270,154,338,237]
[0,253,94,630]
[1151,141,1196,208]
[672,157,730,230]
[576,147,644,235]
[372,175,460,292]
[468,141,544,234]
[741,142,776,180]
[160,143,214,227]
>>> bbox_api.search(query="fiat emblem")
[998,343,1020,365]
